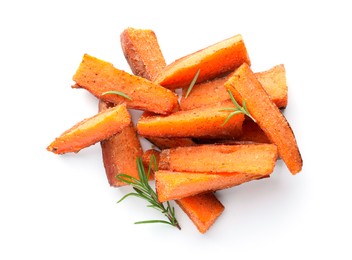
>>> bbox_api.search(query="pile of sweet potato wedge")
[47,27,302,234]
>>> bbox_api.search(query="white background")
[1,0,351,259]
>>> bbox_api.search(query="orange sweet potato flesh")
[225,63,302,174]
[154,34,251,89]
[99,101,144,187]
[155,170,270,202]
[159,143,278,175]
[72,54,178,115]
[142,149,224,234]
[176,193,224,234]
[47,104,131,154]
[137,100,244,139]
[180,64,288,110]
[120,27,166,81]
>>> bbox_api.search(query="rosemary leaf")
[221,89,256,124]
[116,156,181,230]
[102,90,132,101]
[185,69,200,98]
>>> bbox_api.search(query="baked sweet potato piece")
[159,143,278,175]
[154,34,250,89]
[180,64,288,110]
[137,100,244,139]
[155,170,270,202]
[176,193,224,234]
[120,27,166,81]
[225,63,302,174]
[99,101,144,187]
[142,149,224,233]
[47,104,130,154]
[72,54,178,115]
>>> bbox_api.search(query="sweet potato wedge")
[180,64,288,110]
[142,149,224,233]
[159,143,278,175]
[72,54,178,115]
[176,193,224,234]
[120,27,166,81]
[99,101,144,187]
[154,34,250,89]
[255,64,288,108]
[47,104,130,154]
[155,170,270,202]
[225,63,302,174]
[137,100,244,139]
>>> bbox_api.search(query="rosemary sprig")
[185,69,200,98]
[116,156,181,230]
[102,90,132,101]
[221,89,256,125]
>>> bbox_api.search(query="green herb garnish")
[102,90,132,101]
[221,89,256,125]
[185,69,200,98]
[116,156,180,229]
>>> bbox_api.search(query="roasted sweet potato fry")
[142,149,224,233]
[255,64,288,108]
[72,54,178,115]
[180,64,288,110]
[176,193,224,234]
[154,34,250,89]
[137,100,244,138]
[99,101,144,187]
[225,63,302,174]
[120,28,166,81]
[155,170,270,202]
[47,104,131,154]
[159,143,278,175]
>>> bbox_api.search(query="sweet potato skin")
[154,34,251,89]
[159,143,278,175]
[137,100,244,139]
[72,54,178,115]
[155,170,269,202]
[225,63,302,174]
[120,28,166,81]
[47,104,130,154]
[99,101,143,187]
